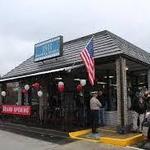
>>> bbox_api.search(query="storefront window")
[6,82,19,105]
[96,74,117,111]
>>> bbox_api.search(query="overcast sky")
[0,0,150,76]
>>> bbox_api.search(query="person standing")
[90,91,102,133]
[144,91,150,139]
[132,92,146,132]
[131,92,139,132]
[138,95,147,132]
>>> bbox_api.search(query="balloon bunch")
[32,82,40,90]
[76,79,86,92]
[58,81,64,93]
[76,84,82,92]
[32,82,43,97]
[1,91,6,97]
[22,84,30,94]
[22,83,43,97]
[37,90,43,97]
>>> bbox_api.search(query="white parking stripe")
[126,146,144,150]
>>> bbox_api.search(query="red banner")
[1,105,31,116]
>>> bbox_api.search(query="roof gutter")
[0,64,83,82]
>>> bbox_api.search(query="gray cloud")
[0,0,150,75]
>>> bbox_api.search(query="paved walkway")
[0,130,140,150]
[56,141,137,150]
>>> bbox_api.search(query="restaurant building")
[0,30,150,131]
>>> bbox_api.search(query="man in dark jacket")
[143,91,150,139]
[132,92,146,132]
[145,92,150,111]
[138,96,147,132]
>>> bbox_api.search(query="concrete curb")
[69,128,144,147]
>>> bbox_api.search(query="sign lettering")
[1,105,31,116]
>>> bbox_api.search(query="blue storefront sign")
[34,36,63,62]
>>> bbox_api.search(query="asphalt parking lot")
[0,129,143,150]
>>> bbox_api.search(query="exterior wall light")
[125,67,128,71]
[97,82,107,85]
[104,76,114,79]
[109,76,114,78]
[74,78,80,81]
[55,77,62,80]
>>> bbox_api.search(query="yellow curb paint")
[69,129,91,137]
[69,129,144,147]
[99,134,144,147]
[69,132,99,143]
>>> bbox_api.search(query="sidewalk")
[55,140,134,150]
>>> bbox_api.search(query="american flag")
[80,37,95,86]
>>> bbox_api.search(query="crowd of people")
[90,89,150,139]
[131,90,150,139]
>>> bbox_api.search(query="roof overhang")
[0,64,83,82]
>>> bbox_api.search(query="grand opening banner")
[1,105,32,116]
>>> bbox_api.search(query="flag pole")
[85,35,94,48]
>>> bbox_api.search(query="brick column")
[116,57,128,126]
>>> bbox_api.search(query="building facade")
[0,30,150,131]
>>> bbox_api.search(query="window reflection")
[96,74,117,111]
